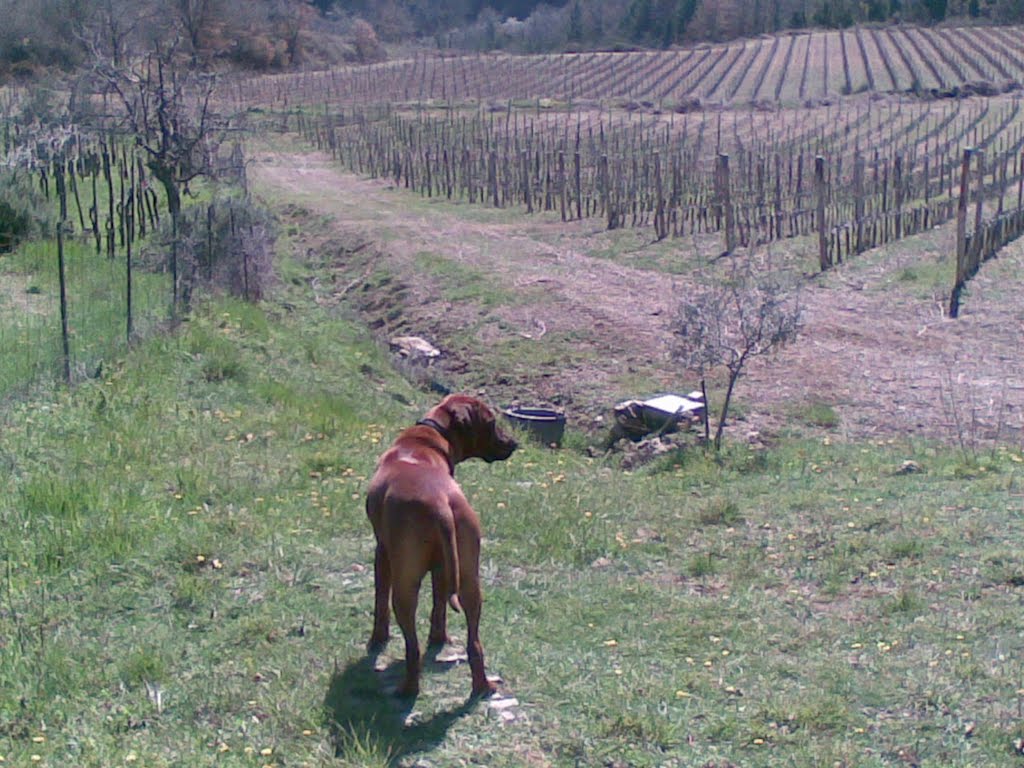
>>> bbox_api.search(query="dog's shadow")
[324,651,477,764]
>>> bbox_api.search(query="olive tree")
[673,265,800,450]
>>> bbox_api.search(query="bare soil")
[251,147,1024,446]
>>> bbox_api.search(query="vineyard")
[6,22,1024,768]
[5,21,1024,401]
[230,24,1024,110]
[276,95,1023,315]
[218,24,1024,317]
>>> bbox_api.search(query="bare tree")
[71,0,154,68]
[171,0,229,66]
[269,0,316,67]
[673,264,800,450]
[351,18,386,64]
[96,38,223,314]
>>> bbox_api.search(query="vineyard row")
[228,24,1024,110]
[294,100,1024,264]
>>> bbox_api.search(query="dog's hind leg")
[427,564,451,648]
[368,543,391,651]
[392,573,423,698]
[458,545,497,698]
[429,513,461,646]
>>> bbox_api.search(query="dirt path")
[251,147,1024,445]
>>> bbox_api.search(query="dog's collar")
[415,418,455,475]
[416,417,451,441]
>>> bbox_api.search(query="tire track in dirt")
[251,147,684,415]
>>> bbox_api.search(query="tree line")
[3,0,1024,81]
[337,0,1024,51]
[0,0,345,81]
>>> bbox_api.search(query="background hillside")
[3,0,1024,82]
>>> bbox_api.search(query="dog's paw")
[471,679,499,699]
[394,682,420,699]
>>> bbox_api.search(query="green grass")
[0,237,171,395]
[0,148,176,398]
[3,243,1024,767]
[788,399,841,429]
[411,251,526,307]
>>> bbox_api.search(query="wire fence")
[1,121,251,399]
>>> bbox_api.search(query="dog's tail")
[439,513,462,613]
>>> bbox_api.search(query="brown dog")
[365,394,518,698]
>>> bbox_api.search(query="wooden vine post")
[894,155,904,240]
[1018,150,1024,213]
[716,153,735,253]
[57,223,70,384]
[972,150,985,253]
[815,155,830,271]
[653,151,667,241]
[950,147,974,318]
[55,156,71,384]
[853,150,865,254]
[126,187,135,343]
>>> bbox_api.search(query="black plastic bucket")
[503,406,566,447]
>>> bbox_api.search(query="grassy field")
[3,220,1024,768]
[0,152,174,398]
[0,236,171,395]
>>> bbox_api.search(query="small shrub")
[188,325,246,383]
[0,199,32,252]
[673,263,800,450]
[234,34,276,69]
[335,727,394,768]
[886,589,925,615]
[143,193,276,306]
[687,552,718,578]
[0,170,52,251]
[792,401,841,429]
[698,495,743,526]
[200,341,245,383]
[888,537,925,561]
[119,647,169,686]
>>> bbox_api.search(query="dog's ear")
[443,396,495,432]
[445,399,475,429]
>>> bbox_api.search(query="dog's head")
[428,394,518,464]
